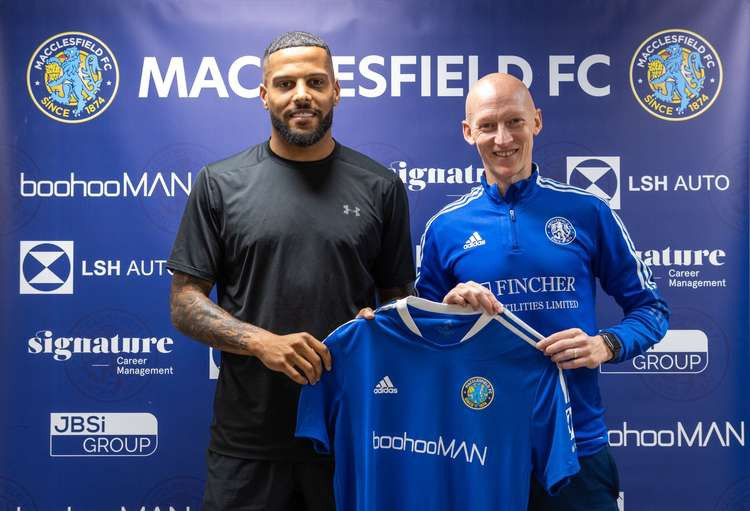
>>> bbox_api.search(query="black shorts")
[202,450,336,511]
[528,446,620,511]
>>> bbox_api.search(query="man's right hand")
[252,332,332,385]
[443,281,503,315]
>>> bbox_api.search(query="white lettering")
[189,57,229,97]
[139,57,188,98]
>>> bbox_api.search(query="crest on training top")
[545,217,576,245]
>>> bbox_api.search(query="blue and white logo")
[50,413,158,457]
[27,32,119,123]
[461,376,494,410]
[566,156,620,209]
[545,217,576,245]
[20,241,74,294]
[601,330,709,375]
[630,29,722,121]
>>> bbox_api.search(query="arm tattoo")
[377,282,415,304]
[169,271,266,356]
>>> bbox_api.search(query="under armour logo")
[342,204,360,216]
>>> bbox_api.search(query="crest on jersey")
[27,32,119,123]
[545,217,576,245]
[461,376,494,410]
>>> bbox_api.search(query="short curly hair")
[263,31,334,80]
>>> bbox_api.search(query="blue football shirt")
[296,296,579,510]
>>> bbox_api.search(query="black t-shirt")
[167,141,415,460]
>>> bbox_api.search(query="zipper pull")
[509,209,516,221]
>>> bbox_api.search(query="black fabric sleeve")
[167,167,223,282]
[372,174,415,288]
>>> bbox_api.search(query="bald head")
[461,73,542,193]
[465,73,535,122]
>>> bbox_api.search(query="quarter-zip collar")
[481,163,540,205]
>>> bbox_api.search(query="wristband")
[600,331,622,362]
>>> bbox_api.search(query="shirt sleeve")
[414,219,455,301]
[531,362,580,495]
[372,174,416,289]
[593,202,670,362]
[166,167,223,282]
[295,339,342,454]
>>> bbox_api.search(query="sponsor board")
[20,241,173,295]
[27,32,118,123]
[20,241,74,294]
[601,330,708,374]
[638,308,729,402]
[50,413,158,457]
[140,53,611,98]
[390,161,484,192]
[566,157,620,209]
[636,247,727,290]
[28,309,176,401]
[627,174,730,192]
[608,420,744,448]
[630,29,721,121]
[19,171,192,198]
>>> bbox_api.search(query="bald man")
[415,74,669,510]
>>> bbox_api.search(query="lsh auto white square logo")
[566,156,620,209]
[20,241,74,294]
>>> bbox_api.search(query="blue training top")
[415,166,670,456]
[296,296,579,511]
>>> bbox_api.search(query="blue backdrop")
[1,1,748,510]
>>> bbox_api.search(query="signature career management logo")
[630,29,722,121]
[27,32,119,123]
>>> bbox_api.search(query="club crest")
[27,32,119,123]
[630,29,722,121]
[545,217,576,245]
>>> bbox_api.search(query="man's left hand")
[536,328,614,369]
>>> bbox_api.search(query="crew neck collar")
[266,139,339,168]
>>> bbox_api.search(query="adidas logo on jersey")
[463,232,486,250]
[373,376,398,394]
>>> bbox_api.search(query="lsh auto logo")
[20,241,74,294]
[27,32,119,123]
[566,157,620,209]
[630,29,722,121]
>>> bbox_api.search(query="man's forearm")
[169,273,266,356]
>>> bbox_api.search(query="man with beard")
[168,32,415,511]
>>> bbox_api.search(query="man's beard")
[271,109,334,147]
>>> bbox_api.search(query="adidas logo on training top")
[373,376,398,394]
[463,232,486,250]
